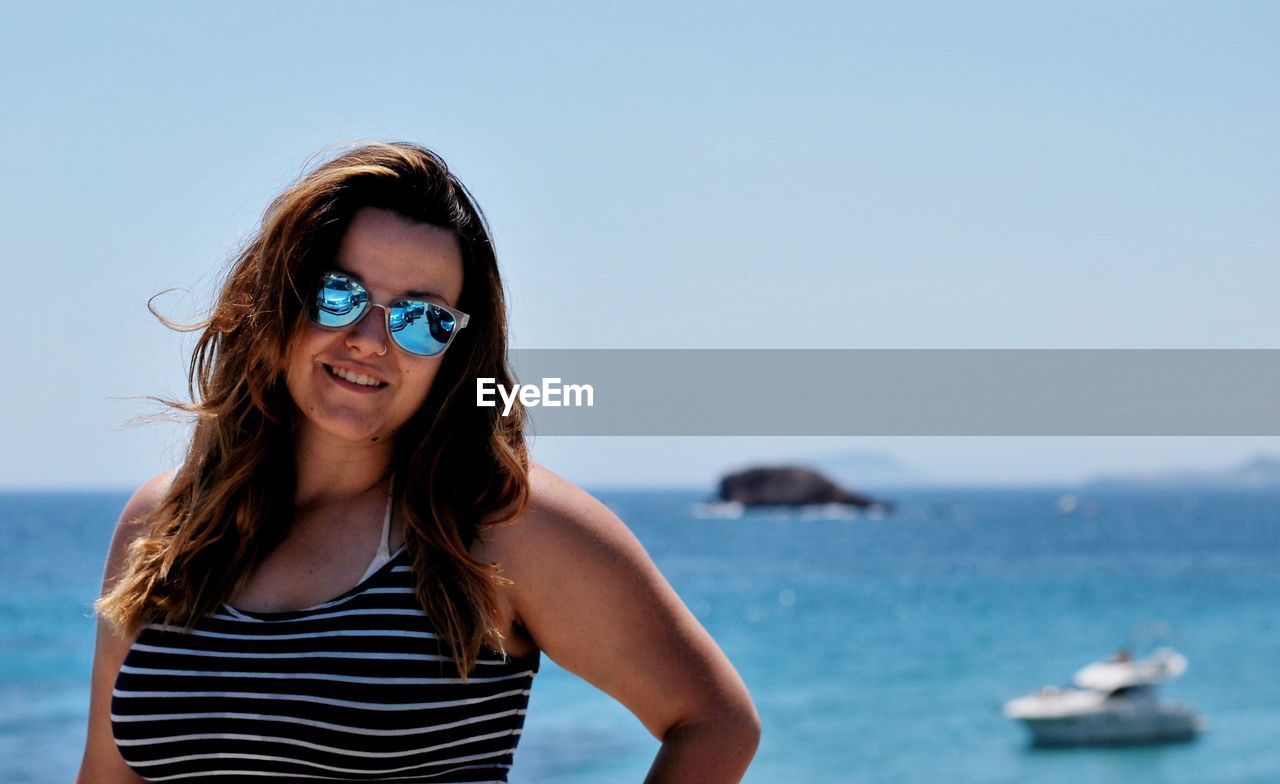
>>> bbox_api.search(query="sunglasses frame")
[307,270,471,358]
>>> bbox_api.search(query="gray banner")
[496,350,1280,436]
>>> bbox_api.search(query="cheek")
[398,362,443,405]
[283,330,329,389]
[296,325,332,356]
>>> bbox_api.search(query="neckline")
[225,475,399,620]
[221,543,408,621]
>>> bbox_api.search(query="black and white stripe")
[112,552,539,783]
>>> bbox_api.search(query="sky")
[2,2,1278,490]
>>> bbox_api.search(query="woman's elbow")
[719,677,762,748]
[666,692,763,752]
[724,698,763,756]
[650,697,762,783]
[707,675,762,751]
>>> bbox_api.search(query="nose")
[345,304,391,357]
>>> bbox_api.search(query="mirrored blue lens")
[389,300,456,356]
[309,272,368,327]
[309,272,463,357]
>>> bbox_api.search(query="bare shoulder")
[77,468,179,784]
[477,463,757,747]
[122,468,177,522]
[106,468,179,577]
[476,461,659,634]
[477,460,686,644]
[479,462,637,569]
[525,461,617,531]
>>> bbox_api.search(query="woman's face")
[284,207,465,446]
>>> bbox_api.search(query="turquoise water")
[3,487,1279,782]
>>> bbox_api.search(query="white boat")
[1003,647,1204,746]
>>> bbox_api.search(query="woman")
[77,143,760,783]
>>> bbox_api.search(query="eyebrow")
[333,266,446,301]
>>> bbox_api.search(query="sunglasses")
[306,270,470,357]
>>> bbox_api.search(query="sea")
[3,486,1278,783]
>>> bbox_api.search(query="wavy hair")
[97,142,529,676]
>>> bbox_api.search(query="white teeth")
[329,365,382,387]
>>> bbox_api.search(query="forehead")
[334,207,464,304]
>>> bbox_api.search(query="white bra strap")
[356,475,396,586]
[378,474,394,555]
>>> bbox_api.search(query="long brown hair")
[97,142,529,676]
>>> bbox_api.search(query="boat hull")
[1015,707,1202,747]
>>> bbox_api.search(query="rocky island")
[716,465,891,512]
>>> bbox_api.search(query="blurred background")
[2,2,1278,781]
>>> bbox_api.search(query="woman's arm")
[488,465,761,783]
[76,469,175,784]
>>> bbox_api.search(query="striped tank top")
[111,538,540,782]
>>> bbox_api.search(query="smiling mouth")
[323,363,388,389]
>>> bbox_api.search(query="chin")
[343,410,402,439]
[288,380,417,445]
[329,424,388,443]
[299,406,389,443]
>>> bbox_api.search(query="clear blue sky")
[3,2,1278,489]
